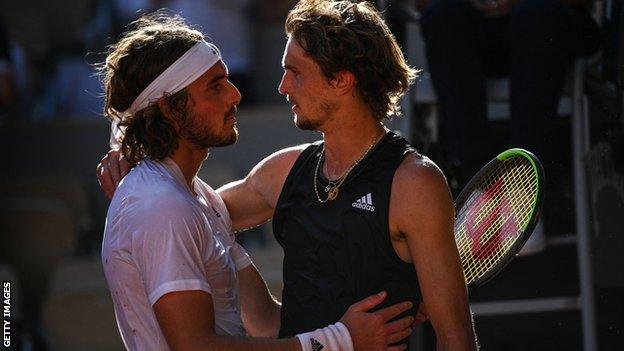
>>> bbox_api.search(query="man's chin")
[294,116,318,131]
[210,129,239,148]
[192,130,238,149]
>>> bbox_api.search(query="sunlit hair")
[285,0,417,121]
[99,11,204,165]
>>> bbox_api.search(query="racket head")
[454,148,545,288]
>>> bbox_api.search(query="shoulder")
[391,153,454,218]
[106,191,207,259]
[390,154,455,240]
[114,174,201,228]
[394,153,449,194]
[118,160,180,194]
[195,179,233,226]
[129,196,208,252]
[125,195,201,230]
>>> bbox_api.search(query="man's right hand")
[96,149,131,199]
[340,292,414,351]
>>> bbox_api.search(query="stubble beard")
[182,106,239,148]
[294,115,320,131]
[293,99,334,131]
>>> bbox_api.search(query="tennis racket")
[454,148,545,288]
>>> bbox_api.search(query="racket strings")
[459,160,536,282]
[459,164,534,280]
[455,157,539,285]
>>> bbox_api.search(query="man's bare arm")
[95,144,305,227]
[154,289,415,351]
[391,155,477,351]
[154,290,300,351]
[237,263,422,343]
[217,145,306,232]
[238,264,281,337]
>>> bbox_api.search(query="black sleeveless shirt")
[273,131,422,338]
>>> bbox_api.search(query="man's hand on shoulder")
[96,149,132,199]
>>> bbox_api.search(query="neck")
[320,104,386,180]
[169,139,209,190]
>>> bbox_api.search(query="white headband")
[110,40,221,148]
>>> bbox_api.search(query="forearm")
[155,290,296,351]
[191,334,300,351]
[242,293,281,337]
[238,265,282,337]
[436,339,477,351]
[435,323,478,351]
[432,285,477,351]
[424,270,478,351]
[204,322,352,351]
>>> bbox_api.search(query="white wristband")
[296,322,354,351]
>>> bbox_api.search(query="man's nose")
[278,72,289,96]
[229,81,242,105]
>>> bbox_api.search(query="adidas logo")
[310,338,324,351]
[352,193,375,212]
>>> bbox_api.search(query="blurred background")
[0,0,621,350]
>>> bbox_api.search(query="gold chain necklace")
[313,133,384,203]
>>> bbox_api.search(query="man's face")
[181,60,241,148]
[278,36,337,131]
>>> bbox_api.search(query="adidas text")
[352,202,375,211]
[352,193,375,212]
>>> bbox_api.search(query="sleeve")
[130,207,214,305]
[194,180,251,271]
[230,242,252,271]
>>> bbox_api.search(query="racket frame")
[454,148,546,288]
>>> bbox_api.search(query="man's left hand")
[96,149,131,199]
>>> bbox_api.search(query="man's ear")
[329,70,356,96]
[157,98,175,121]
[156,96,185,133]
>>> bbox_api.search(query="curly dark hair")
[285,0,417,121]
[100,12,204,165]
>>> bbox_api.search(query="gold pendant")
[327,186,339,201]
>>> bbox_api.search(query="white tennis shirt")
[102,158,251,351]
